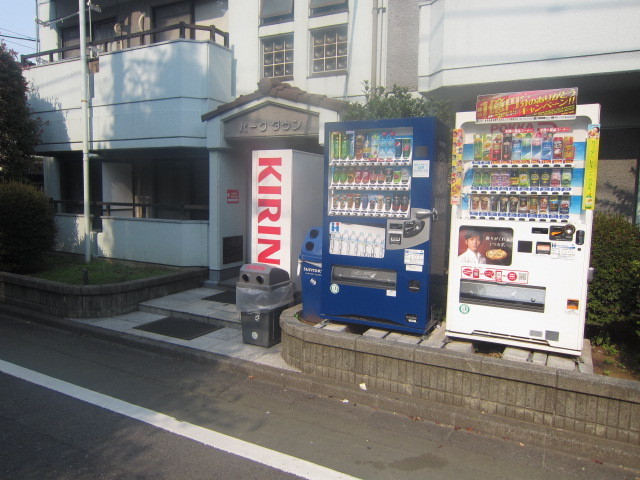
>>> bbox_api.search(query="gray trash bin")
[236,263,294,347]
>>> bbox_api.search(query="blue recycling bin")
[298,227,323,323]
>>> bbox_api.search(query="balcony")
[22,24,233,153]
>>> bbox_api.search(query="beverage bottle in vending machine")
[502,133,512,163]
[355,133,364,160]
[394,137,403,159]
[363,133,371,160]
[521,133,532,161]
[491,135,502,164]
[564,137,575,162]
[387,132,396,160]
[379,132,388,160]
[531,131,542,161]
[511,135,522,162]
[541,134,553,161]
[553,137,564,161]
[341,134,349,160]
[332,132,341,160]
[473,135,483,162]
[370,132,379,160]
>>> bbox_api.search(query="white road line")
[0,359,360,480]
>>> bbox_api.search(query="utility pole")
[79,0,91,263]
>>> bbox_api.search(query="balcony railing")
[21,22,229,65]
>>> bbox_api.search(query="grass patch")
[30,252,176,285]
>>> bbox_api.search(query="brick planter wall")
[0,268,207,318]
[280,307,640,456]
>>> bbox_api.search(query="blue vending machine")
[321,117,450,334]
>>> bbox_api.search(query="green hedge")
[587,212,640,344]
[0,182,57,273]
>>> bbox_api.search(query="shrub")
[587,211,640,344]
[0,182,56,273]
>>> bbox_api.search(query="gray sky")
[0,0,38,58]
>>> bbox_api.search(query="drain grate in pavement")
[134,317,222,340]
[202,291,236,305]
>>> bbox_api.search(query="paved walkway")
[71,287,297,372]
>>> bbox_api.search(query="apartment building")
[23,0,640,282]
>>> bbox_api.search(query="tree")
[343,82,453,126]
[0,41,41,183]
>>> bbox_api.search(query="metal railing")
[52,199,209,224]
[22,22,229,65]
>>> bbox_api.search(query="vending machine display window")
[327,127,414,220]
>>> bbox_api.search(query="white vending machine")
[251,149,323,287]
[446,92,600,355]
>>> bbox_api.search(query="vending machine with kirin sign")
[320,117,450,334]
[446,91,600,355]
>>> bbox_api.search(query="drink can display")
[473,135,483,162]
[561,168,572,187]
[531,132,542,161]
[401,168,410,184]
[549,195,560,213]
[387,132,396,160]
[541,134,553,162]
[508,196,519,214]
[563,136,575,161]
[553,136,564,160]
[347,167,356,184]
[354,168,363,184]
[347,132,355,159]
[540,168,551,188]
[538,195,549,213]
[332,167,341,184]
[491,135,502,164]
[392,193,400,211]
[560,196,571,214]
[339,194,347,209]
[384,194,392,210]
[370,133,379,160]
[394,138,403,159]
[470,195,480,211]
[361,168,370,184]
[402,138,412,159]
[346,193,354,209]
[519,169,530,187]
[528,196,538,214]
[385,168,394,183]
[480,195,490,211]
[511,135,522,162]
[491,172,501,188]
[551,168,562,188]
[501,171,510,188]
[521,133,532,161]
[377,168,385,184]
[502,134,512,162]
[361,194,369,209]
[368,196,376,210]
[341,134,349,160]
[482,135,492,163]
[499,196,509,213]
[400,194,409,212]
[472,170,482,188]
[529,170,540,188]
[355,134,364,160]
[353,194,361,209]
[332,193,339,209]
[489,195,499,213]
[332,132,341,160]
[363,133,371,159]
[510,169,520,187]
[393,170,402,184]
[376,195,384,210]
[481,171,491,188]
[518,197,529,214]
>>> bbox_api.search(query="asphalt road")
[0,310,636,480]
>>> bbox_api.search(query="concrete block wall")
[280,308,640,449]
[0,268,208,318]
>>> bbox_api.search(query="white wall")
[102,162,133,217]
[55,214,209,266]
[25,40,233,152]
[229,0,376,100]
[418,0,640,91]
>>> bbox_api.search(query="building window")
[60,18,116,59]
[309,0,348,17]
[153,1,193,42]
[263,34,294,80]
[261,0,294,25]
[311,26,347,75]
